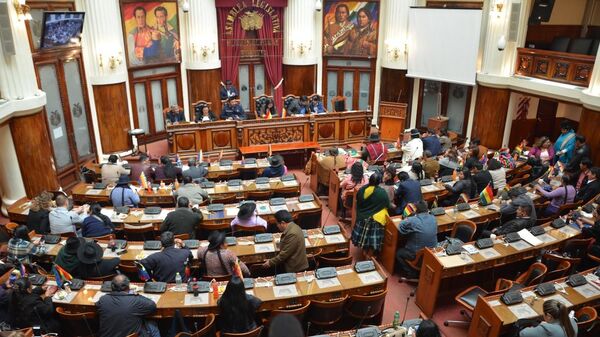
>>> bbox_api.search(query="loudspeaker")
[0,0,16,57]
[529,0,555,24]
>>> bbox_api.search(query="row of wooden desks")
[47,262,388,317]
[414,224,581,317]
[469,269,600,337]
[35,228,349,265]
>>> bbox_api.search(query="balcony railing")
[515,48,595,87]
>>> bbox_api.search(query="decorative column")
[380,0,414,70]
[282,0,319,95]
[183,0,223,114]
[0,125,26,216]
[77,0,132,157]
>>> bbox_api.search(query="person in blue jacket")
[553,121,576,164]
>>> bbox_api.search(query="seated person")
[258,98,278,118]
[534,175,575,217]
[402,129,423,164]
[197,231,250,277]
[470,162,494,194]
[221,98,247,120]
[437,128,452,152]
[160,196,203,239]
[395,171,423,214]
[409,162,425,181]
[529,137,554,165]
[309,95,326,113]
[262,210,308,273]
[500,186,537,223]
[9,277,59,334]
[96,275,158,337]
[218,276,261,334]
[182,158,208,181]
[575,158,592,191]
[316,148,346,188]
[287,95,309,116]
[575,167,600,203]
[416,320,442,337]
[485,205,533,237]
[380,167,397,210]
[340,162,368,209]
[421,129,442,156]
[487,159,506,190]
[518,299,577,337]
[152,155,183,182]
[101,154,130,185]
[514,138,528,156]
[175,176,209,204]
[421,150,440,179]
[231,202,268,230]
[261,155,286,178]
[166,105,186,124]
[26,191,53,234]
[362,132,387,163]
[575,206,600,257]
[396,201,437,279]
[220,80,238,100]
[194,104,216,122]
[128,153,153,183]
[81,203,115,238]
[109,175,140,207]
[140,231,193,282]
[49,195,89,235]
[55,237,83,276]
[442,168,476,206]
[438,149,460,177]
[7,225,46,265]
[76,241,120,279]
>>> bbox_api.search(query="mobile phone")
[33,326,42,337]
[116,249,128,255]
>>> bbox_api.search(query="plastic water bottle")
[175,272,182,288]
[393,311,400,328]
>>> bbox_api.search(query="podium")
[378,101,407,141]
[427,116,449,131]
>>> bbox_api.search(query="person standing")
[220,80,239,100]
[554,121,577,165]
[565,135,591,173]
[262,210,308,273]
[183,158,208,181]
[362,133,387,163]
[351,173,390,257]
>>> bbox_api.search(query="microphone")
[400,291,415,326]
[306,322,311,337]
[355,305,372,332]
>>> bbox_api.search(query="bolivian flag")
[52,264,72,288]
[480,184,494,205]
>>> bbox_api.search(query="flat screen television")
[40,11,85,49]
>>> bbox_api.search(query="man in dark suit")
[576,167,600,203]
[262,210,308,273]
[160,196,203,239]
[221,98,247,120]
[395,171,423,215]
[166,105,185,123]
[488,204,534,237]
[140,231,193,282]
[220,80,238,100]
[96,275,157,337]
[183,158,207,181]
[566,135,591,173]
[470,162,494,194]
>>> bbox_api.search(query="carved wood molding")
[515,48,594,86]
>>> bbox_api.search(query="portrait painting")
[121,1,181,67]
[323,1,379,57]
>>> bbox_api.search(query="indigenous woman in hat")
[401,129,423,164]
[197,231,250,277]
[261,155,286,178]
[77,241,120,278]
[230,202,267,229]
[362,132,387,164]
[54,237,84,277]
[109,174,140,207]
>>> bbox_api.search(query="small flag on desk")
[176,154,182,167]
[218,149,224,161]
[281,107,287,118]
[480,154,488,166]
[431,196,438,209]
[52,264,72,288]
[452,169,458,181]
[19,262,27,278]
[233,259,244,280]
[265,110,272,119]
[198,150,203,162]
[480,184,494,205]
[403,203,416,218]
[268,144,272,157]
[174,179,180,190]
[459,193,470,204]
[135,261,151,282]
[140,172,149,190]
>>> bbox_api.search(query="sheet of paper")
[283,180,298,187]
[85,189,103,195]
[559,226,579,236]
[461,210,481,219]
[358,271,384,285]
[538,234,557,243]
[572,283,600,299]
[101,208,114,218]
[140,293,161,304]
[244,163,258,168]
[85,284,102,290]
[485,204,500,212]
[509,241,531,251]
[298,202,317,210]
[273,284,299,298]
[479,248,501,259]
[141,213,166,221]
[219,166,233,171]
[90,291,106,303]
[324,234,345,244]
[225,207,239,217]
[544,294,573,307]
[305,238,311,247]
[337,268,353,275]
[316,277,341,289]
[256,184,270,190]
[256,281,273,288]
[53,127,63,139]
[462,244,478,254]
[204,188,215,194]
[270,204,289,212]
[184,293,209,305]
[508,303,539,319]
[52,291,77,304]
[254,243,275,253]
[227,185,242,192]
[256,204,271,215]
[421,185,438,192]
[518,229,543,246]
[488,300,502,307]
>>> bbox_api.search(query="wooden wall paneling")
[508,119,537,149]
[313,113,341,146]
[92,83,132,153]
[471,86,510,150]
[282,65,316,96]
[379,68,413,105]
[378,102,407,142]
[577,108,600,166]
[525,25,583,49]
[187,68,223,119]
[10,112,60,197]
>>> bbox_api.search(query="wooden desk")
[36,228,349,265]
[468,269,600,337]
[204,158,269,180]
[414,224,581,317]
[379,203,501,273]
[49,261,388,318]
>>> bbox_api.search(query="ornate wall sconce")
[13,0,32,21]
[98,52,123,70]
[192,42,216,59]
[290,40,312,56]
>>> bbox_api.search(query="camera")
[181,0,190,13]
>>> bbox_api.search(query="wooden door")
[535,99,558,139]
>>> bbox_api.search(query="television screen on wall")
[40,11,85,49]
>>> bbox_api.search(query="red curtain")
[256,7,284,113]
[217,8,245,84]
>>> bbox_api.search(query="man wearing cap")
[54,237,84,276]
[500,186,537,223]
[401,129,424,164]
[261,155,286,178]
[174,176,209,205]
[77,240,120,279]
[96,274,158,337]
[362,133,387,163]
[262,210,308,273]
[231,202,268,230]
[166,105,186,124]
[109,175,140,207]
[197,231,250,277]
[160,196,203,239]
[140,231,193,282]
[49,195,89,235]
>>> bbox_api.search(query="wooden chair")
[238,167,258,180]
[221,325,263,337]
[200,274,232,282]
[307,296,348,330]
[264,300,310,327]
[87,274,118,282]
[88,233,116,241]
[56,307,98,337]
[254,94,275,117]
[559,201,583,216]
[317,254,353,267]
[174,313,216,337]
[118,262,142,282]
[246,190,273,201]
[296,207,322,230]
[444,279,514,327]
[344,290,388,324]
[192,100,213,122]
[450,220,477,243]
[306,248,323,271]
[4,222,18,237]
[272,187,300,198]
[575,306,598,332]
[0,328,33,337]
[123,224,155,241]
[231,225,266,237]
[331,96,346,112]
[282,94,300,113]
[398,249,426,284]
[541,253,573,280]
[497,262,548,288]
[174,233,191,240]
[216,171,241,181]
[210,193,237,204]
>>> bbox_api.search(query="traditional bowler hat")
[77,241,104,265]
[207,231,226,250]
[237,202,256,221]
[410,129,420,137]
[368,133,380,142]
[65,237,84,255]
[268,155,283,168]
[116,175,130,186]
